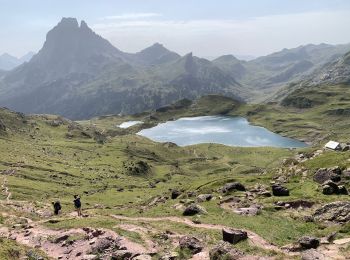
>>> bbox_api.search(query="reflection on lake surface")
[137,116,307,148]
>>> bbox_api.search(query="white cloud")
[100,13,162,20]
[92,10,350,57]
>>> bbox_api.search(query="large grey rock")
[272,184,289,196]
[314,167,342,184]
[183,204,206,216]
[91,237,114,253]
[179,236,203,254]
[111,250,133,260]
[222,228,247,244]
[209,241,244,260]
[298,236,320,249]
[197,194,213,202]
[313,201,350,223]
[221,182,246,193]
[171,189,181,199]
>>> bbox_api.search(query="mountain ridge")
[0,18,244,119]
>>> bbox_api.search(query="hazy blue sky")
[1,0,350,58]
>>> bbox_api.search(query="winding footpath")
[111,214,283,253]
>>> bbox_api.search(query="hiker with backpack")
[73,195,82,216]
[52,201,61,215]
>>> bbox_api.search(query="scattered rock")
[26,250,44,260]
[272,184,289,196]
[233,205,261,216]
[301,249,326,260]
[314,167,342,184]
[275,200,314,209]
[179,236,203,254]
[53,234,69,243]
[111,250,133,259]
[91,237,113,253]
[171,190,182,199]
[209,241,244,260]
[313,201,350,223]
[249,184,271,197]
[197,194,213,202]
[160,252,179,260]
[338,185,348,195]
[325,232,337,243]
[221,182,246,193]
[322,180,348,195]
[222,228,247,244]
[183,204,206,216]
[298,236,320,249]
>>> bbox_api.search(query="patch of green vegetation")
[0,88,350,258]
[0,238,47,260]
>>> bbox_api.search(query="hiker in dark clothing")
[52,201,61,215]
[73,195,82,216]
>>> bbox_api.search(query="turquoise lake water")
[137,116,307,148]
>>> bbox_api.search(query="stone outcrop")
[209,241,244,260]
[183,204,206,216]
[272,184,289,196]
[220,182,246,193]
[178,236,203,254]
[298,236,320,249]
[222,228,247,244]
[313,201,350,223]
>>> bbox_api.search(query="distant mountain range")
[0,17,349,119]
[0,52,35,71]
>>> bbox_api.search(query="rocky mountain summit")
[0,18,243,119]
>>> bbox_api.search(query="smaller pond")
[118,121,143,129]
[137,116,307,148]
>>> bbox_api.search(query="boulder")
[301,249,326,260]
[321,180,347,195]
[298,236,320,249]
[313,169,328,184]
[313,201,350,223]
[222,228,247,244]
[233,206,261,216]
[322,185,336,195]
[343,170,350,180]
[209,241,244,260]
[179,236,203,254]
[221,182,246,193]
[91,238,114,253]
[197,194,213,202]
[338,185,348,195]
[54,234,69,243]
[272,184,289,196]
[183,204,206,216]
[314,167,342,184]
[171,190,182,199]
[342,145,350,152]
[111,250,133,259]
[329,166,342,175]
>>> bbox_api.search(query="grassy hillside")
[0,91,349,258]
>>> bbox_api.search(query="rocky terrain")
[0,92,349,259]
